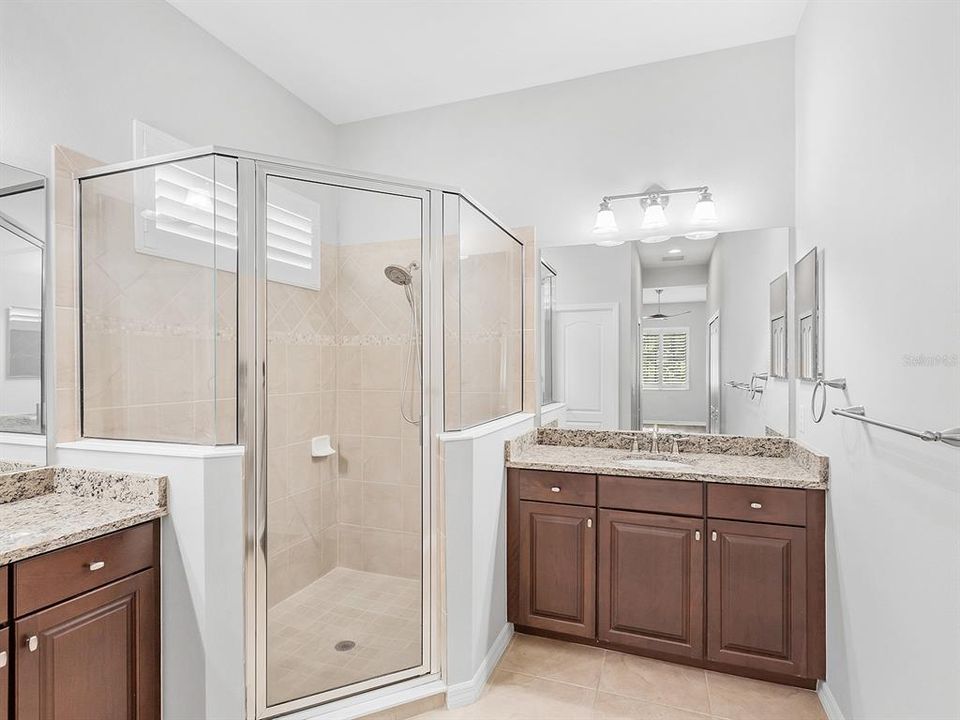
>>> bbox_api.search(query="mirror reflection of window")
[641,328,690,390]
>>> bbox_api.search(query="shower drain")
[334,640,357,652]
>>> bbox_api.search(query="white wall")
[541,244,636,428]
[640,301,707,426]
[0,0,337,176]
[337,39,795,248]
[440,413,535,706]
[706,228,791,436]
[795,2,960,718]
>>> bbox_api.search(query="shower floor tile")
[267,566,422,707]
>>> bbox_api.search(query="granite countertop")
[0,466,168,566]
[505,428,828,490]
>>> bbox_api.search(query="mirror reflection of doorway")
[708,312,720,433]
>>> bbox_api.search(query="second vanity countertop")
[506,428,828,490]
[0,466,167,566]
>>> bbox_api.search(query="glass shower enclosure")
[76,147,524,718]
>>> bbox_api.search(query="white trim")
[438,413,534,443]
[279,675,445,720]
[57,438,245,459]
[817,681,846,720]
[445,623,513,709]
[0,432,46,446]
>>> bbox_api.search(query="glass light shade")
[592,205,618,234]
[692,194,718,224]
[685,230,719,241]
[595,238,625,247]
[640,235,671,244]
[641,200,668,230]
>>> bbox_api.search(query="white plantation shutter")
[641,328,689,390]
[641,333,661,386]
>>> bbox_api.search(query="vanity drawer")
[707,484,806,526]
[599,475,703,516]
[0,566,7,626]
[13,522,155,617]
[516,470,596,506]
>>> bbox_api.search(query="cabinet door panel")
[15,570,158,720]
[598,511,704,658]
[519,501,596,638]
[707,519,806,676]
[1,627,8,720]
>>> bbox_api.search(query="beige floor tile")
[452,669,599,719]
[599,653,711,715]
[705,672,826,720]
[499,633,606,688]
[592,692,714,719]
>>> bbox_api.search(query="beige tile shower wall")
[77,161,238,445]
[53,146,102,444]
[266,241,341,605]
[457,247,523,428]
[336,238,422,580]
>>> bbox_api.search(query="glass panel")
[79,156,238,444]
[443,197,523,430]
[540,262,556,406]
[0,219,43,434]
[264,175,424,707]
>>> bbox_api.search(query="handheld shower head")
[384,262,418,286]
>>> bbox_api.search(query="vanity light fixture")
[691,189,717,224]
[592,199,619,234]
[592,184,718,236]
[640,235,671,244]
[595,238,626,247]
[640,196,668,230]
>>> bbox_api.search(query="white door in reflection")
[555,304,619,429]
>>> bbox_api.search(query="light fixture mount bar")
[601,185,708,203]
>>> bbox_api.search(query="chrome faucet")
[651,425,660,454]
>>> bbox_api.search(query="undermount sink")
[615,456,694,471]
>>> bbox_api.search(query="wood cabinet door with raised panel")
[1,627,8,720]
[518,500,596,638]
[15,570,159,720]
[598,510,704,659]
[707,519,807,676]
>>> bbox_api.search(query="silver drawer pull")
[749,502,763,509]
[26,635,38,652]
[586,518,592,528]
[550,486,561,493]
[695,530,701,541]
[711,531,718,542]
[0,650,7,668]
[88,560,106,571]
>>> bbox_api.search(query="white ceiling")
[167,0,806,124]
[642,285,706,305]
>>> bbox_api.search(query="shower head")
[384,262,417,286]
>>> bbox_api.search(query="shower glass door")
[255,166,430,716]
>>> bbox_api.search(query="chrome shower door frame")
[245,160,440,719]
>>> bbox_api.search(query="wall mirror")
[540,226,794,437]
[0,162,47,469]
[770,272,788,378]
[795,246,819,381]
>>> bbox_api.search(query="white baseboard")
[818,680,846,720]
[446,623,514,709]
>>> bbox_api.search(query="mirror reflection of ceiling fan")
[643,288,691,320]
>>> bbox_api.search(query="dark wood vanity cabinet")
[1,521,160,720]
[706,519,806,676]
[507,468,825,688]
[517,501,596,638]
[598,510,704,659]
[1,626,9,720]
